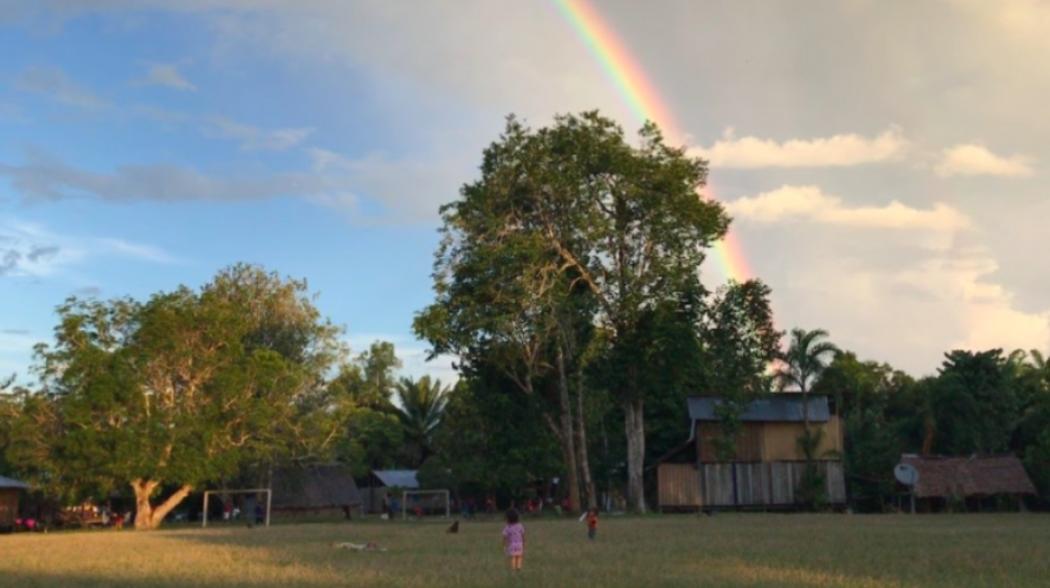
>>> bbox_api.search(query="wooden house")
[0,475,29,532]
[657,395,846,511]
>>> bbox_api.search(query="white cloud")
[309,147,467,221]
[934,143,1034,177]
[0,149,336,202]
[203,116,313,151]
[891,251,1050,356]
[724,185,970,232]
[96,238,181,264]
[693,127,908,168]
[0,220,180,278]
[14,65,106,110]
[140,62,196,91]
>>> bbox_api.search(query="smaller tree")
[776,328,840,430]
[395,376,450,467]
[776,328,839,509]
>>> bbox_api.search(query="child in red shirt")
[585,508,598,540]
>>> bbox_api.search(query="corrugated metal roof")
[900,454,1036,498]
[372,469,419,489]
[687,395,830,423]
[0,475,29,489]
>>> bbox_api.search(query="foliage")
[394,376,450,467]
[929,349,1019,455]
[700,280,781,460]
[430,368,561,499]
[418,111,728,512]
[6,264,343,528]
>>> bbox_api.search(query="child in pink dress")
[502,508,525,572]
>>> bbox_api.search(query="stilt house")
[658,395,846,510]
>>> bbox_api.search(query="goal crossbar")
[202,488,272,528]
[401,489,451,519]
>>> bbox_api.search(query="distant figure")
[502,509,525,572]
[447,520,459,534]
[254,503,265,525]
[584,507,599,540]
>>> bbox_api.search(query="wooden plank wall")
[698,423,764,463]
[657,464,700,507]
[0,490,17,527]
[698,461,847,507]
[700,463,736,506]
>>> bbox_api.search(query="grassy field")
[1,514,1048,587]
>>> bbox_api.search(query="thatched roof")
[270,464,362,509]
[900,454,1036,498]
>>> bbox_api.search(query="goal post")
[401,489,451,520]
[202,488,272,528]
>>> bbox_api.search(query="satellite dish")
[894,463,919,486]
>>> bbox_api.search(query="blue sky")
[1,1,1048,380]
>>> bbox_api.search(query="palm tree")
[394,376,450,466]
[1030,349,1047,373]
[776,328,840,430]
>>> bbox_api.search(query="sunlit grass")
[1,514,1047,587]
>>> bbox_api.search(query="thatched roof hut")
[899,454,1036,498]
[270,464,363,511]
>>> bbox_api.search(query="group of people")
[500,506,600,573]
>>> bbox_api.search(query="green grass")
[1,514,1048,587]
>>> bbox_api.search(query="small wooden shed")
[658,395,846,511]
[0,475,29,531]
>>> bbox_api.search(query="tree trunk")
[131,479,193,530]
[624,396,646,513]
[556,343,581,513]
[132,479,158,531]
[574,365,597,509]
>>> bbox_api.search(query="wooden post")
[202,492,209,528]
[265,490,272,527]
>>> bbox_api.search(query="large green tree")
[417,112,727,512]
[17,264,342,530]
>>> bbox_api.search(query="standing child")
[502,508,525,572]
[585,507,599,540]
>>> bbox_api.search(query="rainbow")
[552,0,752,284]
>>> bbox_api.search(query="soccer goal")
[202,488,272,528]
[401,489,451,519]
